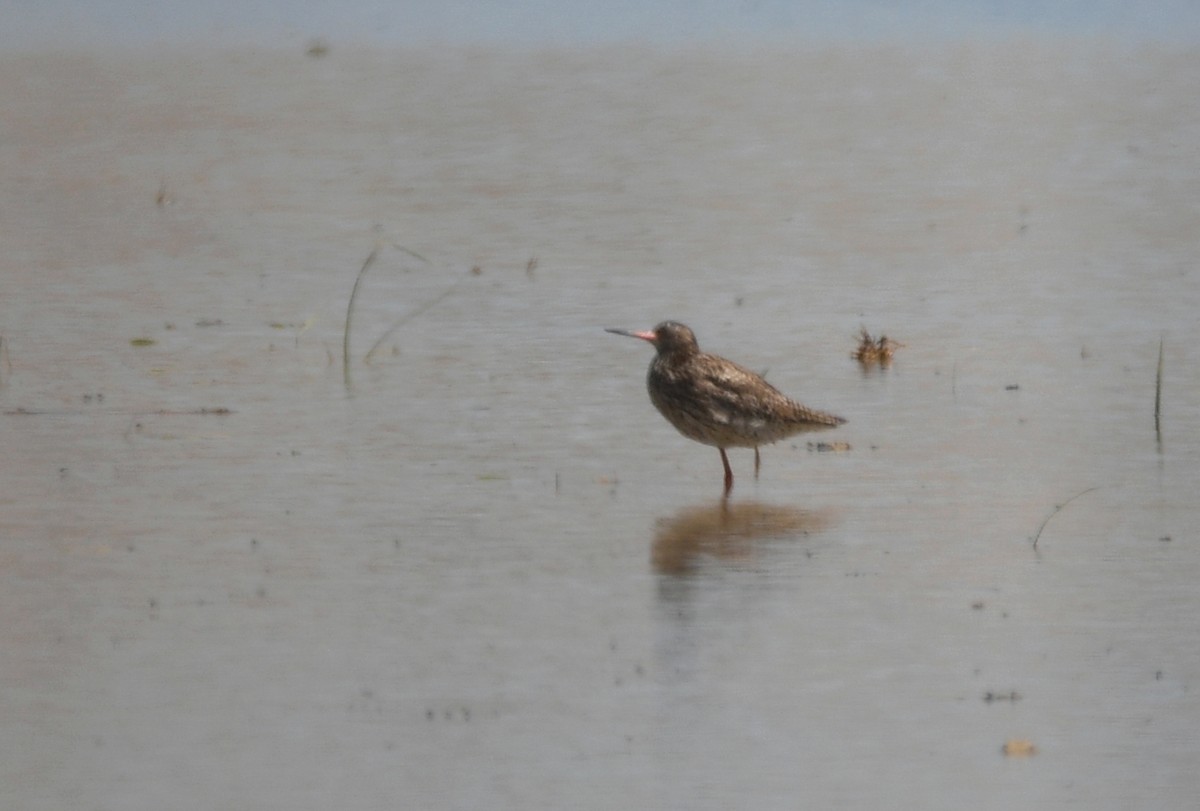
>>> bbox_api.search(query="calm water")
[2,43,1198,809]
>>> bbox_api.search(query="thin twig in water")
[392,244,430,264]
[1032,487,1099,550]
[344,248,378,390]
[363,285,457,364]
[1155,336,1164,445]
[4,407,233,416]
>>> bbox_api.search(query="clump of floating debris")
[853,328,903,366]
[1001,739,1037,758]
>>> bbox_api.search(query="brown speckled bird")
[607,321,845,495]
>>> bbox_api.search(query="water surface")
[1,43,1198,810]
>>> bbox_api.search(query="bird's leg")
[754,447,761,478]
[719,448,734,496]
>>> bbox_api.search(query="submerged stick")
[361,244,444,363]
[393,244,430,264]
[363,285,456,364]
[343,248,378,390]
[4,407,233,416]
[1032,486,1099,550]
[1155,336,1164,444]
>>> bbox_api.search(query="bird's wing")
[666,357,792,427]
[680,356,843,428]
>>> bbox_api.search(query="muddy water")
[2,44,1198,809]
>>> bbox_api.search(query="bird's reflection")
[651,500,833,575]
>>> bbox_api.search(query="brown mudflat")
[607,321,845,495]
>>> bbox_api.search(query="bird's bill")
[605,327,657,343]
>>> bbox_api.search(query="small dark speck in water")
[971,601,985,610]
[1156,671,1164,681]
[1005,384,1020,391]
[1159,536,1172,542]
[983,690,1021,703]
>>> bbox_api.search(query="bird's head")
[606,321,699,357]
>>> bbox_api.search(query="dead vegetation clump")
[853,328,903,366]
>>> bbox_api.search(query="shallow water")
[2,43,1198,810]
